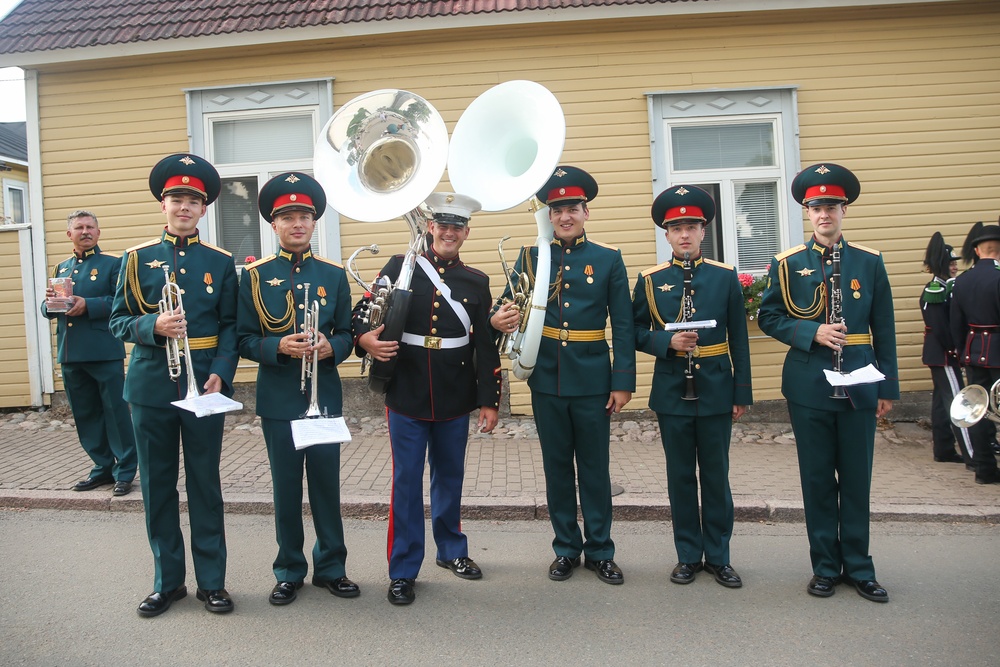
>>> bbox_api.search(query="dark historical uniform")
[950,223,1000,483]
[758,163,898,596]
[42,246,137,488]
[352,220,502,583]
[237,172,356,597]
[110,155,238,607]
[494,167,636,570]
[632,185,752,576]
[920,263,972,464]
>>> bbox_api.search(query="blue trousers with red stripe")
[387,410,470,580]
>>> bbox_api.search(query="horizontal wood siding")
[0,230,31,406]
[27,0,999,413]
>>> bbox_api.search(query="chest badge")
[267,277,285,287]
[796,267,815,277]
[659,283,674,292]
[584,265,594,284]
[146,259,165,270]
[90,269,98,281]
[59,266,69,274]
[850,278,861,299]
[317,285,327,306]
[204,272,214,294]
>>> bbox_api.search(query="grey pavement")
[1,405,999,523]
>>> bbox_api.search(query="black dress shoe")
[704,562,743,588]
[975,472,999,484]
[669,562,703,584]
[112,481,133,496]
[851,578,889,602]
[584,558,624,585]
[312,576,361,598]
[548,556,581,581]
[137,586,187,617]
[436,556,483,580]
[269,581,303,606]
[807,575,840,597]
[196,588,234,613]
[72,474,114,492]
[387,578,415,605]
[934,453,964,463]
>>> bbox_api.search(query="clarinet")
[681,252,698,401]
[829,247,848,399]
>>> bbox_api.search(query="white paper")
[662,319,717,332]
[824,363,886,387]
[171,393,243,418]
[291,416,352,450]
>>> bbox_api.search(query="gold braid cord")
[642,275,667,328]
[522,246,563,303]
[778,259,826,320]
[249,268,295,333]
[123,251,159,315]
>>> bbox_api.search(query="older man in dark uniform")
[354,192,501,606]
[43,209,137,496]
[110,154,238,617]
[950,221,1000,484]
[491,166,636,586]
[632,185,752,588]
[758,163,898,603]
[238,172,360,606]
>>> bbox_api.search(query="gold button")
[439,268,445,274]
[432,315,438,321]
[179,251,185,256]
[180,289,185,294]
[563,302,569,308]
[436,290,442,296]
[431,328,437,334]
[67,322,73,327]
[299,304,304,310]
[826,260,832,265]
[180,268,186,274]
[563,322,568,327]
[296,284,302,289]
[566,249,571,254]
[695,364,701,370]
[561,341,567,347]
[565,265,570,271]
[295,267,301,273]
[73,270,78,274]
[564,283,570,289]
[433,302,440,308]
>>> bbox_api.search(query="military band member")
[43,210,137,496]
[920,232,971,465]
[110,154,238,617]
[237,172,360,605]
[353,192,501,606]
[758,163,898,603]
[950,221,1000,484]
[632,186,752,588]
[490,166,636,586]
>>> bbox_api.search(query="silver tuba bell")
[315,89,448,393]
[447,80,566,379]
[950,378,1000,428]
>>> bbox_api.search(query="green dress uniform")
[495,166,636,565]
[632,254,752,567]
[110,155,238,599]
[42,246,137,485]
[237,171,356,590]
[757,164,899,586]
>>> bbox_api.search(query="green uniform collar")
[808,235,844,255]
[551,231,588,248]
[72,246,100,260]
[277,246,313,263]
[161,228,201,248]
[670,254,704,269]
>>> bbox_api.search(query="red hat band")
[163,174,207,198]
[663,205,705,224]
[545,185,586,204]
[272,193,316,215]
[803,184,847,203]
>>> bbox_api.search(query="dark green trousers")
[62,360,137,482]
[131,404,227,593]
[532,392,614,560]
[657,412,734,565]
[262,418,347,583]
[788,403,876,581]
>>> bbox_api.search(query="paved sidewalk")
[1,408,998,522]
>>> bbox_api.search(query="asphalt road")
[1,509,996,666]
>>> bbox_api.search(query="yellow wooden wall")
[27,0,1000,412]
[0,228,31,405]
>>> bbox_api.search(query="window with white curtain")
[3,179,26,225]
[646,87,800,274]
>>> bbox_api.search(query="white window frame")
[646,86,801,273]
[3,176,28,226]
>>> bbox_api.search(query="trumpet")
[158,266,200,400]
[300,283,323,418]
[495,236,532,358]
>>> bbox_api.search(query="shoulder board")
[126,238,160,253]
[245,255,274,270]
[703,258,734,271]
[588,239,620,251]
[101,251,121,259]
[639,260,672,278]
[315,256,344,269]
[847,241,880,256]
[774,244,806,262]
[200,241,232,257]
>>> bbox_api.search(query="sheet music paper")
[171,393,243,418]
[824,363,886,387]
[291,416,352,450]
[662,319,717,332]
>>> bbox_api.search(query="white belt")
[400,332,470,350]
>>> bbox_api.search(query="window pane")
[213,115,314,164]
[217,177,261,263]
[693,182,721,262]
[6,188,24,224]
[672,123,775,171]
[734,180,780,272]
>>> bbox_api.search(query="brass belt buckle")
[424,336,442,350]
[559,329,569,341]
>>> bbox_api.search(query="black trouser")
[929,365,973,464]
[964,365,1000,479]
